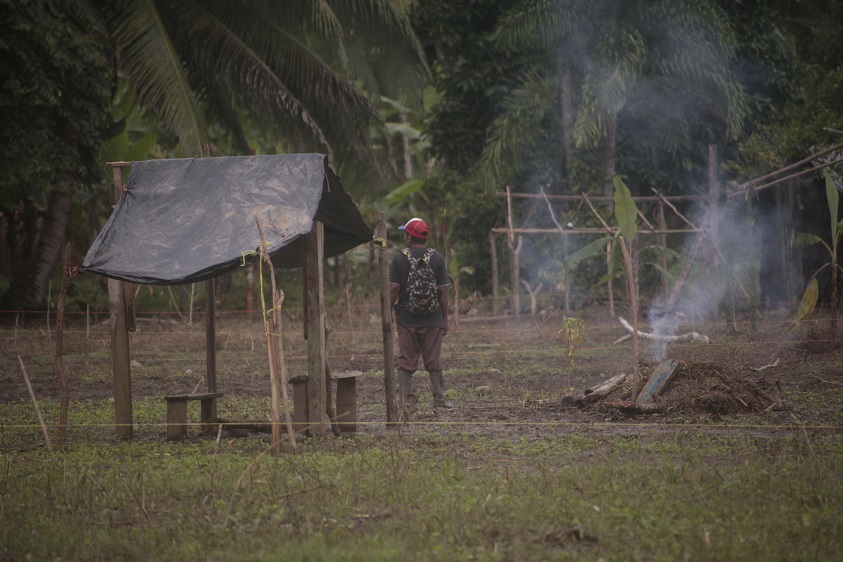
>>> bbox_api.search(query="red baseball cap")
[398,218,429,239]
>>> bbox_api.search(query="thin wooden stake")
[255,218,297,454]
[507,186,521,318]
[618,237,640,398]
[376,212,398,425]
[18,356,52,452]
[55,243,71,445]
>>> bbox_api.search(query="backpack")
[401,248,440,315]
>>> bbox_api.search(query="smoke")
[645,201,759,361]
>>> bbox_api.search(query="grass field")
[1,303,841,561]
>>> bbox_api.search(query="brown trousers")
[395,324,444,373]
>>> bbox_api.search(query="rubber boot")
[397,368,417,420]
[429,370,453,409]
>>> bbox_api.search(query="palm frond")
[493,0,584,50]
[480,72,555,186]
[107,0,206,156]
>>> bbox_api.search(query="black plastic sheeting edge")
[82,154,372,285]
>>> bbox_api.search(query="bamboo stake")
[18,356,52,452]
[255,218,297,454]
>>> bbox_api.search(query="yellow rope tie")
[372,237,387,248]
[240,249,259,266]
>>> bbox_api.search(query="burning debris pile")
[573,361,776,416]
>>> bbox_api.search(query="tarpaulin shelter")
[83,154,372,283]
[88,154,374,441]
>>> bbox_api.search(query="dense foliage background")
[1,0,841,313]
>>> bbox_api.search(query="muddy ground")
[2,304,842,441]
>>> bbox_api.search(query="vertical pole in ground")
[377,213,398,424]
[489,231,499,317]
[708,145,720,309]
[656,201,669,295]
[506,186,521,318]
[205,278,217,420]
[108,164,132,439]
[56,242,71,445]
[563,231,570,315]
[304,221,327,437]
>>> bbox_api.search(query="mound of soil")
[592,361,776,416]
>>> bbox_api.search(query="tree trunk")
[2,187,73,309]
[558,54,575,182]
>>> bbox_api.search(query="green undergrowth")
[1,412,841,561]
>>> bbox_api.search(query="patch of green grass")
[1,406,841,561]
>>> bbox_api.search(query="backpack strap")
[402,247,436,265]
[422,248,435,264]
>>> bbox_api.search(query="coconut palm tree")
[483,0,748,194]
[1,0,429,308]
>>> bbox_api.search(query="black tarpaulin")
[83,154,372,284]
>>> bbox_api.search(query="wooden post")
[303,221,327,437]
[489,231,499,317]
[108,165,132,440]
[506,186,521,318]
[377,212,398,424]
[708,145,719,306]
[656,201,669,295]
[606,241,615,318]
[56,242,70,445]
[563,232,570,315]
[334,372,361,433]
[290,375,308,434]
[205,278,217,421]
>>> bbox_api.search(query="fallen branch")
[572,373,628,406]
[616,317,709,344]
[746,358,780,372]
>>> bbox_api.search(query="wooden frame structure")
[490,146,722,317]
[104,162,330,440]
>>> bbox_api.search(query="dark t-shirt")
[389,246,450,328]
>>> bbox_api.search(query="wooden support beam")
[376,212,398,425]
[489,232,499,317]
[303,221,326,437]
[708,145,720,304]
[506,186,521,318]
[497,192,706,202]
[108,165,132,440]
[205,278,217,421]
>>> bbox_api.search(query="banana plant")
[791,170,843,332]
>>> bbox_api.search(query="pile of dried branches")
[590,361,775,416]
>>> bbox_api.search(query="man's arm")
[390,283,399,307]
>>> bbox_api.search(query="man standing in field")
[389,217,453,413]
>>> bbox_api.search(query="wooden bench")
[164,392,223,441]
